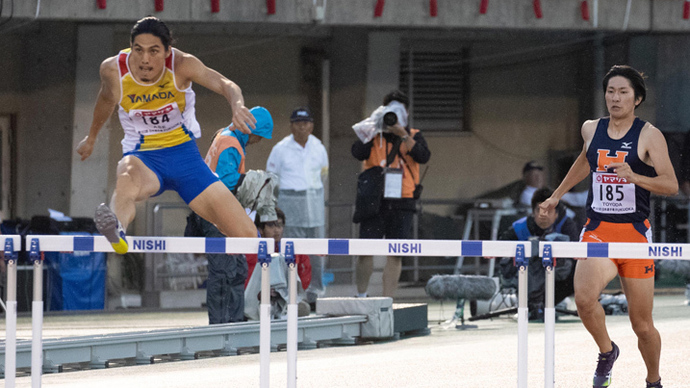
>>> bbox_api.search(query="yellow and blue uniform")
[116,48,217,204]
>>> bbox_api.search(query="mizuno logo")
[159,82,169,88]
[621,142,633,149]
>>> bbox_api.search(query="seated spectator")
[474,160,546,208]
[518,161,546,207]
[498,187,579,320]
[244,208,312,320]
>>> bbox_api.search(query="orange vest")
[362,129,420,199]
[205,134,245,174]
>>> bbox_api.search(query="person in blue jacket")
[186,106,273,324]
[498,187,579,320]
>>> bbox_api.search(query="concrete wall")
[8,0,690,32]
[0,22,77,219]
[3,21,690,226]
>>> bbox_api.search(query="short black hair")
[382,90,409,110]
[254,207,286,229]
[602,65,647,107]
[131,16,174,49]
[531,187,554,211]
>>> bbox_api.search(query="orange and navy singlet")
[582,117,658,278]
[585,117,657,223]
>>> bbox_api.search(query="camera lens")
[383,112,397,126]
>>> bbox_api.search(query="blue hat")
[290,107,313,122]
[249,106,273,139]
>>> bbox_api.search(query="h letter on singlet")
[596,150,629,172]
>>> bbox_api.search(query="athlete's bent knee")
[574,293,600,315]
[630,319,655,338]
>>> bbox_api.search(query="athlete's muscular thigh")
[116,155,160,201]
[574,258,618,304]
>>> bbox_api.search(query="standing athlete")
[540,65,678,388]
[76,16,258,253]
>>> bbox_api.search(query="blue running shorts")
[124,140,219,204]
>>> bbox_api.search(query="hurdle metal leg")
[543,244,555,388]
[5,258,17,387]
[259,261,271,388]
[287,263,298,388]
[30,238,44,388]
[515,244,528,388]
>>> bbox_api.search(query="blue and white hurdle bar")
[280,238,533,388]
[282,238,690,388]
[2,235,273,388]
[537,241,690,388]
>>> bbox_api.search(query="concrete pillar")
[365,32,401,114]
[592,33,606,119]
[70,25,114,217]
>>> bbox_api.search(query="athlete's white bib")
[128,102,185,135]
[591,172,636,214]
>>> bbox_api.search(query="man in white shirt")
[266,107,329,307]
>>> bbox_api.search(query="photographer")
[351,90,431,298]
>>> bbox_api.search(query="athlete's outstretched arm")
[609,125,678,196]
[541,122,596,212]
[177,51,256,134]
[77,58,120,161]
[545,146,590,209]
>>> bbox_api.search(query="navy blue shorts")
[124,140,218,204]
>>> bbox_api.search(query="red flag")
[374,0,385,17]
[533,0,542,19]
[684,1,690,20]
[581,1,589,21]
[155,0,164,12]
[97,0,106,9]
[267,0,276,15]
[430,0,438,17]
[480,0,489,14]
[211,0,220,13]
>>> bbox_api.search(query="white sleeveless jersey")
[116,48,201,153]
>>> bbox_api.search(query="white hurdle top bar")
[281,238,531,257]
[25,235,275,254]
[541,241,690,260]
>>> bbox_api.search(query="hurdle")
[539,241,690,388]
[2,235,22,388]
[280,238,532,388]
[3,235,273,388]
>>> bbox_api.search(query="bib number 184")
[142,114,170,126]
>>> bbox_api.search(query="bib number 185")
[599,185,624,201]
